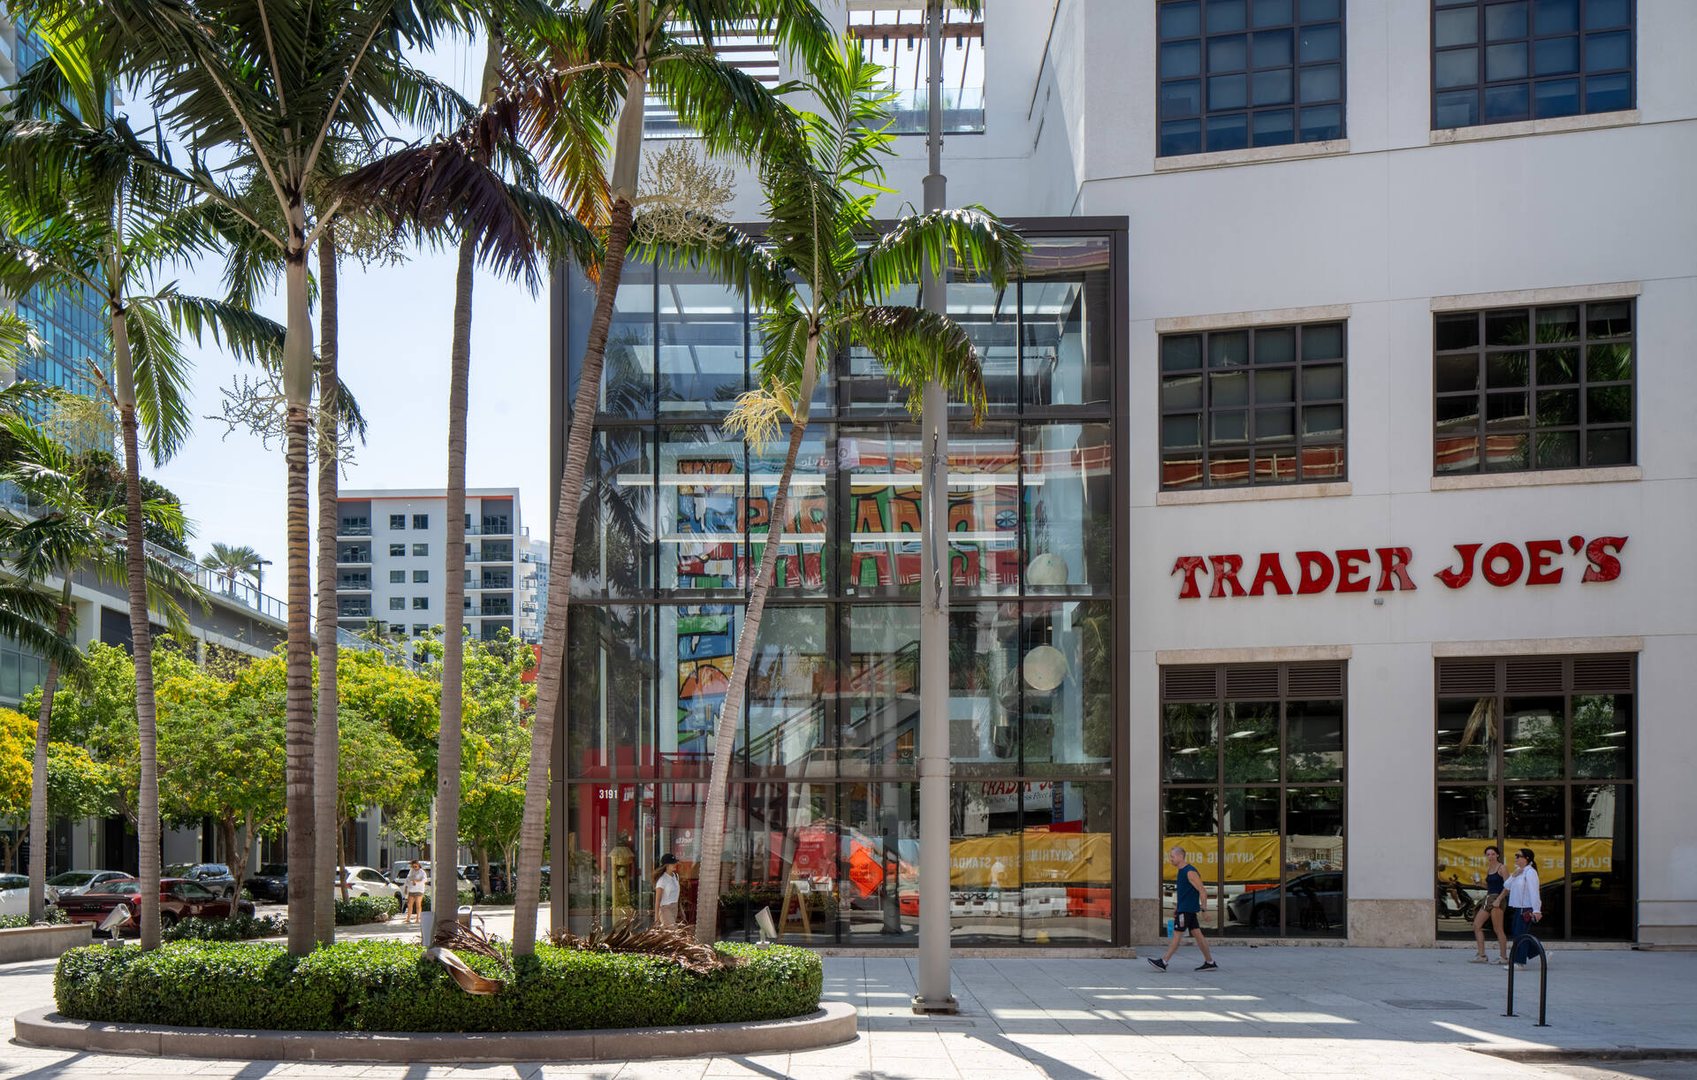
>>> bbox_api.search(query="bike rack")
[1503,932,1549,1027]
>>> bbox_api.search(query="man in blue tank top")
[1148,845,1218,972]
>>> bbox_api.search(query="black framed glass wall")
[1160,662,1346,937]
[1435,654,1634,941]
[554,225,1127,947]
[1431,0,1634,129]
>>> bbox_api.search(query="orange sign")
[847,844,885,897]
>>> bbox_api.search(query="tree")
[11,0,478,955]
[501,0,834,956]
[451,631,534,893]
[0,415,202,921]
[72,454,194,559]
[0,18,286,949]
[655,42,1023,942]
[200,542,262,594]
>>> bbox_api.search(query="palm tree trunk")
[113,310,163,950]
[693,339,818,945]
[512,195,638,955]
[312,227,342,946]
[436,233,476,926]
[27,579,72,923]
[282,230,318,956]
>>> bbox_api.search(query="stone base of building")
[1639,926,1697,948]
[1348,899,1434,947]
[1127,898,1163,944]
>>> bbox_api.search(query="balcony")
[337,547,372,565]
[335,574,372,591]
[337,522,372,537]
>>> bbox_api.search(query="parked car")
[246,863,288,903]
[385,861,472,889]
[45,870,133,897]
[0,873,59,917]
[335,865,403,901]
[163,863,238,899]
[57,878,254,934]
[1227,871,1345,931]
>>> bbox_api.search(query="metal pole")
[914,0,956,1015]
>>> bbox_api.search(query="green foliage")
[162,914,285,942]
[0,906,68,928]
[333,895,398,926]
[55,940,823,1031]
[72,452,192,556]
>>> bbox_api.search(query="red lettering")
[1208,555,1247,598]
[1374,547,1416,592]
[1436,544,1481,589]
[1295,551,1334,595]
[1335,549,1371,593]
[1582,536,1628,583]
[1481,541,1525,587]
[1524,539,1564,586]
[1172,556,1208,600]
[1248,552,1294,596]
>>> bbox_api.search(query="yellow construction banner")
[1437,838,1614,883]
[949,831,1112,887]
[1160,834,1283,884]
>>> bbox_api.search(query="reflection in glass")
[840,606,919,775]
[1287,699,1343,781]
[1505,785,1567,893]
[1221,702,1278,782]
[1023,424,1112,593]
[1164,703,1220,782]
[566,606,656,778]
[1569,784,1631,940]
[1438,697,1497,780]
[749,427,831,594]
[1436,785,1501,936]
[660,428,743,590]
[658,263,745,412]
[572,431,654,597]
[1571,693,1630,779]
[949,605,1021,772]
[1503,697,1565,779]
[1162,788,1220,931]
[1222,787,1281,935]
[838,781,919,943]
[721,783,837,943]
[602,261,654,416]
[1022,238,1112,408]
[947,427,1020,595]
[1021,600,1112,772]
[950,276,1017,411]
[1284,788,1344,936]
[742,607,831,777]
[842,427,922,593]
[659,603,741,771]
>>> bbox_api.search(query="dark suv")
[247,863,288,903]
[163,863,238,899]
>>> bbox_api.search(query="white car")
[0,873,59,917]
[46,870,132,897]
[333,865,403,901]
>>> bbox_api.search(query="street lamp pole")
[914,0,957,1015]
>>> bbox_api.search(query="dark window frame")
[389,514,406,530]
[1433,654,1636,942]
[1159,661,1348,938]
[1429,0,1636,130]
[412,513,430,530]
[1157,0,1348,158]
[1159,320,1349,490]
[1432,298,1635,475]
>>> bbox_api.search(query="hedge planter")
[0,923,92,964]
[53,939,824,1033]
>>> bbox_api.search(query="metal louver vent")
[1436,659,1497,696]
[1572,654,1635,693]
[1162,667,1219,701]
[1286,663,1345,698]
[1225,666,1280,698]
[1505,658,1564,693]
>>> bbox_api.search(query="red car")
[58,877,255,935]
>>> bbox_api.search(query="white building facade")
[550,0,1697,949]
[335,488,536,643]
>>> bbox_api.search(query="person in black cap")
[654,853,681,927]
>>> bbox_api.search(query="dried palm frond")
[549,916,744,975]
[425,946,505,996]
[432,916,512,975]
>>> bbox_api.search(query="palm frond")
[161,292,286,366]
[0,581,82,671]
[844,305,987,423]
[851,208,1028,303]
[121,299,193,465]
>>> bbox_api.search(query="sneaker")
[1469,955,1491,964]
[1146,957,1168,972]
[1195,961,1219,972]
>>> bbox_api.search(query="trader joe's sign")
[1172,535,1627,599]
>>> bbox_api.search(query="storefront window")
[659,263,745,413]
[1160,662,1347,938]
[570,430,654,598]
[660,427,745,592]
[1434,654,1635,941]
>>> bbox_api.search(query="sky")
[149,33,552,595]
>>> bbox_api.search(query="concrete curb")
[13,1002,858,1062]
[1467,1046,1697,1063]
[0,925,92,964]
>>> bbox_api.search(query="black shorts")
[1173,911,1202,932]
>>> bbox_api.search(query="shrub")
[55,939,823,1032]
[468,886,549,907]
[0,906,70,929]
[334,895,398,926]
[162,914,286,942]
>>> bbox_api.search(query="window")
[389,570,405,584]
[1432,0,1634,128]
[413,570,429,583]
[390,514,406,530]
[338,597,371,618]
[1161,662,1346,937]
[339,515,370,536]
[412,623,430,636]
[849,1,986,135]
[1157,0,1346,157]
[1433,300,1633,474]
[413,514,430,529]
[1436,654,1634,941]
[389,596,405,610]
[389,543,406,557]
[1160,321,1347,489]
[412,597,429,610]
[413,543,429,557]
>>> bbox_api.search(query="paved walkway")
[3,942,1695,1079]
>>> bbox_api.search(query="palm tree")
[0,20,287,950]
[0,415,201,922]
[500,0,833,956]
[11,0,478,954]
[649,41,1023,943]
[200,542,262,594]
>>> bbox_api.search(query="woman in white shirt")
[653,853,682,927]
[1502,847,1542,967]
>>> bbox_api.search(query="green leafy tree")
[200,542,262,594]
[659,42,1023,941]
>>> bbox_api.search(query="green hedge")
[0,907,69,929]
[54,939,823,1032]
[162,914,286,942]
[334,895,397,925]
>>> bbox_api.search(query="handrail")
[1503,932,1549,1027]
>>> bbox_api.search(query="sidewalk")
[3,943,1694,1079]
